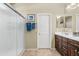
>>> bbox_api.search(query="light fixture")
[77,4,79,7]
[57,16,61,19]
[66,3,77,10]
[66,5,71,9]
[70,3,76,6]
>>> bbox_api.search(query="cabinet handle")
[78,51,79,54]
[63,47,65,49]
[75,50,78,56]
[75,50,77,52]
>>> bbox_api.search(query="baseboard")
[17,49,25,56]
[24,48,38,50]
[24,48,56,50]
[50,48,56,50]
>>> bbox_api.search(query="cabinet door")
[55,35,62,55]
[68,44,78,56]
[71,45,77,56]
[62,38,68,56]
[62,46,68,56]
[55,35,60,51]
[67,44,71,56]
[77,48,79,56]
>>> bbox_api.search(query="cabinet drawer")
[62,38,68,46]
[62,43,67,47]
[62,40,67,45]
[68,39,79,48]
[55,35,62,39]
[62,46,68,56]
[63,37,68,42]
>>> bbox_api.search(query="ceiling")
[11,3,79,14]
[13,3,67,9]
[12,3,67,13]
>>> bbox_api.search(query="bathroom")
[0,3,79,56]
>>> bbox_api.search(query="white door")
[37,13,51,48]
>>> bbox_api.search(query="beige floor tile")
[22,48,61,56]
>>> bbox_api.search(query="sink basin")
[73,32,79,36]
[64,33,69,35]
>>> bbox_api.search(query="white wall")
[0,4,17,56]
[16,15,25,55]
[76,15,79,32]
[0,4,24,56]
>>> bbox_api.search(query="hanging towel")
[32,23,35,29]
[26,23,32,31]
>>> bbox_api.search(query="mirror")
[65,16,72,28]
[56,16,64,28]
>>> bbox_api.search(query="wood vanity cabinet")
[67,39,79,56]
[67,43,78,56]
[61,37,68,56]
[55,35,79,56]
[55,35,63,54]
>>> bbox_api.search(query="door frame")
[37,13,52,48]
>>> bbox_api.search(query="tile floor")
[22,48,61,56]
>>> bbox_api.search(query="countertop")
[55,32,79,41]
